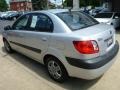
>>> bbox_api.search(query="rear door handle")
[18,34,24,38]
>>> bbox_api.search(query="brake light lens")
[73,40,99,54]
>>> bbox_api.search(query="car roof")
[34,9,70,14]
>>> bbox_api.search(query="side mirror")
[4,25,12,31]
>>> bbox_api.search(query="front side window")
[56,11,99,30]
[13,15,29,30]
[30,14,53,32]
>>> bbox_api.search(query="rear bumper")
[66,41,119,69]
[65,41,119,79]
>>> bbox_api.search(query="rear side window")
[56,11,98,30]
[94,13,113,18]
[30,14,53,32]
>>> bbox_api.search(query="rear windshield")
[94,13,113,18]
[56,11,99,30]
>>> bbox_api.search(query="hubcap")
[48,60,62,79]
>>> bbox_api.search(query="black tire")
[45,56,68,83]
[3,40,13,53]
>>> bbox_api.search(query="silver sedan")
[2,9,119,82]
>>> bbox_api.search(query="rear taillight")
[73,40,99,54]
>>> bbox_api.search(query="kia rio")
[2,9,119,82]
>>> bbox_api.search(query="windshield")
[94,13,113,18]
[56,11,99,30]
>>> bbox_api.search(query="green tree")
[84,0,100,7]
[64,0,72,7]
[0,0,8,11]
[32,0,48,10]
[64,0,100,8]
[64,0,73,7]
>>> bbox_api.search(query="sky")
[50,0,65,5]
[6,0,9,4]
[6,0,65,5]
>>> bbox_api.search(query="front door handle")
[42,37,47,41]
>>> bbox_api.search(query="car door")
[16,13,54,62]
[7,14,30,52]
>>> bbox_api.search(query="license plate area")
[105,36,113,47]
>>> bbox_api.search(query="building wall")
[103,0,120,12]
[112,0,120,12]
[10,1,32,11]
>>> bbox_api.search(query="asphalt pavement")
[0,20,120,90]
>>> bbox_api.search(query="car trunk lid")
[72,23,115,58]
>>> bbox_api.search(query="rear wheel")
[45,56,68,82]
[4,40,13,53]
